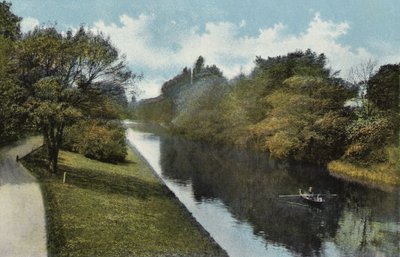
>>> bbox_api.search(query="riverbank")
[328,147,400,189]
[328,160,400,189]
[22,147,226,257]
[137,120,400,190]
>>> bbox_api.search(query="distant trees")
[135,50,398,170]
[134,56,225,123]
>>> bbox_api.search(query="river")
[125,122,400,257]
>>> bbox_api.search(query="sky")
[10,0,400,99]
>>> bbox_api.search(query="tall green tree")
[0,2,26,144]
[0,38,28,144]
[19,26,134,173]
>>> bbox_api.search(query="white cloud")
[21,17,40,33]
[92,12,389,98]
[92,14,174,69]
[136,77,165,99]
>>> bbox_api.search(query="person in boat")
[308,187,321,201]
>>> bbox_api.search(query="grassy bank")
[22,148,225,257]
[328,147,400,188]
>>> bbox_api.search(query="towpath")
[0,136,47,257]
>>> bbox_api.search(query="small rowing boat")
[299,189,325,207]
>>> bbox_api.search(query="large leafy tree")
[250,75,353,163]
[19,26,135,173]
[0,2,26,144]
[0,38,27,144]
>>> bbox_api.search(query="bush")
[63,121,127,163]
[343,116,393,164]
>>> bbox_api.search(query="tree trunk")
[44,122,64,174]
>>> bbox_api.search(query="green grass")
[22,148,225,257]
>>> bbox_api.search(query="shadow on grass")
[58,164,167,200]
[26,148,169,200]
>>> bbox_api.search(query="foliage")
[63,121,127,163]
[134,97,174,123]
[12,25,136,172]
[135,51,358,165]
[172,79,228,142]
[367,64,400,113]
[249,76,352,163]
[0,3,27,144]
[343,115,393,164]
[28,77,82,172]
[0,37,28,144]
[366,64,400,144]
[0,1,21,40]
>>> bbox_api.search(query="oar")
[279,194,338,198]
[278,194,301,198]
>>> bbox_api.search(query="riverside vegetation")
[134,53,400,187]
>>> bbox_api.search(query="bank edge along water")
[126,126,294,257]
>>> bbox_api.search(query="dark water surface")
[126,122,400,257]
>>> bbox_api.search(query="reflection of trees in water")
[335,208,400,257]
[159,135,400,257]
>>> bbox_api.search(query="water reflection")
[127,123,400,257]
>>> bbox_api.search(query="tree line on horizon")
[0,2,135,172]
[134,50,399,175]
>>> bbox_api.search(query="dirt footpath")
[0,137,47,257]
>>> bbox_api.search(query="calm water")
[126,122,400,257]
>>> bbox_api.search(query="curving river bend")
[126,122,400,257]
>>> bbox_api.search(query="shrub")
[343,116,393,164]
[63,121,127,163]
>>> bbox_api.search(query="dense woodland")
[0,2,133,171]
[134,52,399,182]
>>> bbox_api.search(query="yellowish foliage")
[329,146,400,187]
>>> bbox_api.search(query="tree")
[0,3,26,144]
[0,1,21,40]
[30,77,82,172]
[367,64,399,112]
[193,56,205,77]
[19,26,135,173]
[249,74,353,164]
[367,64,400,145]
[348,59,378,116]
